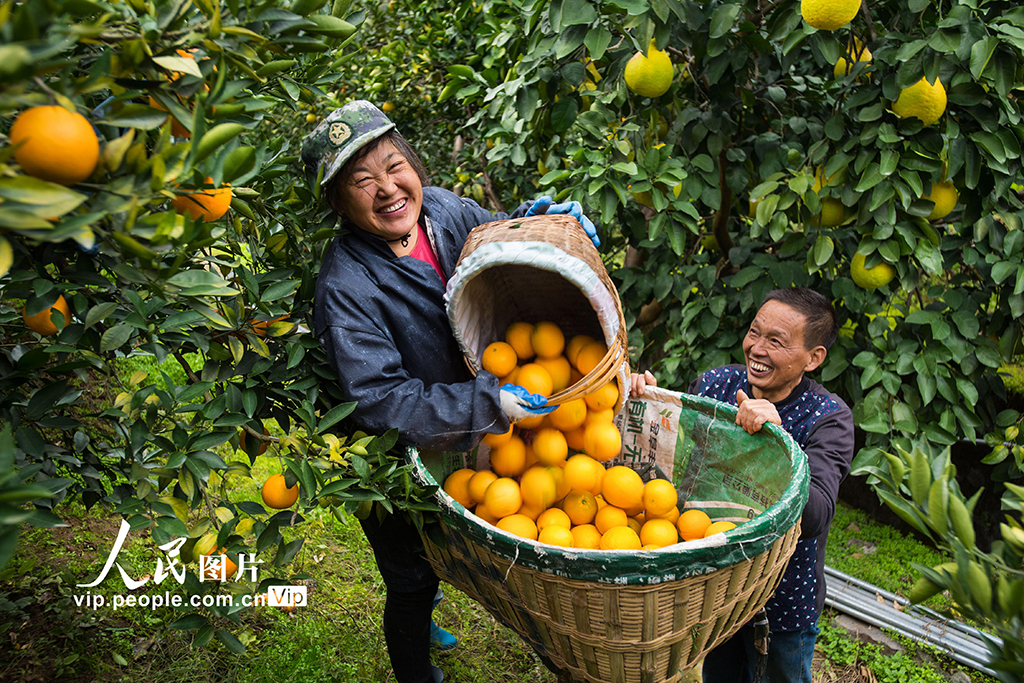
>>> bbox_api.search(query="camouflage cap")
[300,100,396,188]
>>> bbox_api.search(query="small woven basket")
[445,214,629,412]
[411,387,809,683]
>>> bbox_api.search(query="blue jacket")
[314,187,530,451]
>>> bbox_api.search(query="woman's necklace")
[387,231,413,248]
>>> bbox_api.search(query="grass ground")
[0,492,993,683]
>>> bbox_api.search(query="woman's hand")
[526,195,600,247]
[629,370,657,398]
[499,384,556,422]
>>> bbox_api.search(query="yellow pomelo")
[624,40,673,98]
[850,252,896,290]
[923,180,958,220]
[801,0,860,31]
[893,77,947,127]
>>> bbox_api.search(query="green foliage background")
[3,0,1024,676]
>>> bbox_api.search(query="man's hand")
[735,389,782,434]
[630,370,657,398]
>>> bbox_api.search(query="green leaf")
[100,324,133,352]
[167,270,238,297]
[216,629,246,654]
[813,235,834,267]
[855,163,884,192]
[153,55,203,78]
[585,26,613,61]
[560,0,597,25]
[222,147,256,183]
[100,104,172,130]
[550,98,579,133]
[969,36,998,79]
[710,4,742,39]
[194,123,247,164]
[84,302,118,329]
[169,613,208,630]
[319,402,357,432]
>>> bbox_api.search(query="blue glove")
[526,195,600,248]
[498,383,557,422]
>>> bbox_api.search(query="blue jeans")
[702,621,819,683]
[360,512,440,683]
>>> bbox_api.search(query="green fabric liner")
[408,390,809,586]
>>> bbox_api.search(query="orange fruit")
[594,493,609,510]
[566,334,597,366]
[523,442,540,469]
[677,509,712,541]
[531,321,565,358]
[564,425,586,451]
[562,490,598,525]
[482,424,513,448]
[548,466,570,500]
[640,519,679,548]
[261,474,299,509]
[496,513,538,540]
[564,454,605,495]
[381,101,396,113]
[536,507,571,531]
[643,479,678,517]
[505,322,536,361]
[475,503,501,525]
[482,341,518,377]
[549,399,587,432]
[532,428,568,466]
[648,504,680,524]
[517,414,545,430]
[171,177,232,222]
[602,466,644,510]
[10,105,99,185]
[594,505,628,534]
[575,340,608,375]
[251,315,289,336]
[516,363,554,397]
[583,421,621,462]
[518,500,544,521]
[239,425,270,456]
[627,517,642,535]
[584,381,619,411]
[571,524,602,549]
[23,295,70,335]
[585,408,615,425]
[468,470,498,505]
[538,525,575,547]
[704,520,737,537]
[483,478,522,518]
[535,355,572,392]
[600,526,642,550]
[520,466,557,510]
[490,434,527,477]
[499,366,520,385]
[442,468,476,508]
[632,512,646,526]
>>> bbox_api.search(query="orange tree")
[0,0,437,650]
[445,0,1024,674]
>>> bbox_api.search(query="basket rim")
[409,386,810,585]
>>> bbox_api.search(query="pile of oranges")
[442,321,742,550]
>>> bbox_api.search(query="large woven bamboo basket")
[445,214,630,413]
[410,387,809,683]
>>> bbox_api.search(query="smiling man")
[631,287,854,682]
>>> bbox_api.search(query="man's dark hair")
[761,287,839,350]
[326,129,429,217]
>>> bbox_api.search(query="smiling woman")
[300,101,598,683]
